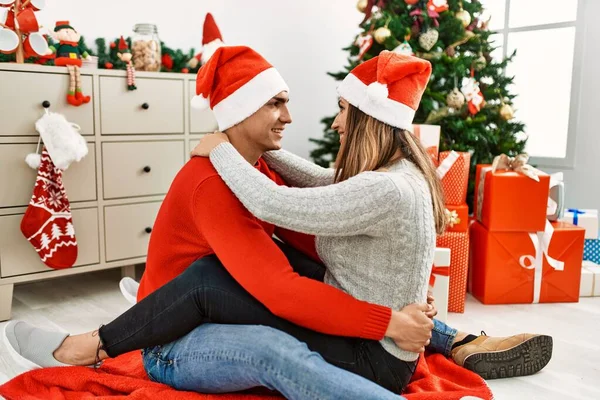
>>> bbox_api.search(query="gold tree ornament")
[446,88,465,109]
[418,28,439,51]
[445,30,475,57]
[425,107,452,124]
[356,0,369,13]
[456,8,471,28]
[500,103,514,120]
[374,26,392,44]
[474,52,487,71]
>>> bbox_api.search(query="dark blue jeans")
[99,240,422,393]
[142,324,405,399]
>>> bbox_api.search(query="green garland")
[0,35,199,74]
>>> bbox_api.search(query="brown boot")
[451,332,553,380]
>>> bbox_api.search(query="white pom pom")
[191,95,210,110]
[366,82,389,103]
[201,39,224,65]
[25,153,41,169]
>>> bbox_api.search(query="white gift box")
[430,247,450,322]
[560,209,598,239]
[580,261,600,297]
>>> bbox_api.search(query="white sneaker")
[0,370,9,385]
[119,277,139,305]
[2,321,69,370]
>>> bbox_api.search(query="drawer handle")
[42,100,51,109]
[145,227,153,234]
[143,166,152,173]
[141,103,150,110]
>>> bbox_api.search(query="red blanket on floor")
[0,351,492,400]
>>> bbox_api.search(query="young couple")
[4,46,552,399]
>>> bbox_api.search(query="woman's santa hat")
[191,46,289,131]
[337,51,431,131]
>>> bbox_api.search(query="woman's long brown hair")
[334,104,447,234]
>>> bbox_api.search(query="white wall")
[545,0,600,211]
[38,1,599,208]
[38,0,364,160]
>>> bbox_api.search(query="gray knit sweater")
[210,143,436,362]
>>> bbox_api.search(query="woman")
[4,49,549,397]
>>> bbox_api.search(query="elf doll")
[116,36,137,90]
[50,21,91,106]
[187,13,224,69]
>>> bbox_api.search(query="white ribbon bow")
[519,220,565,303]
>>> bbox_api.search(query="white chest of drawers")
[0,63,218,321]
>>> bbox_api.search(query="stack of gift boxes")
[469,162,587,304]
[559,209,600,297]
[415,125,598,306]
[414,125,471,315]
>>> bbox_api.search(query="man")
[6,46,551,398]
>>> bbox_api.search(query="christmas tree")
[309,0,526,208]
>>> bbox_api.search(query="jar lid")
[133,23,158,35]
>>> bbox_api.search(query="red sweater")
[138,157,391,340]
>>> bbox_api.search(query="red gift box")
[470,221,584,304]
[445,204,469,233]
[436,230,469,313]
[473,164,551,232]
[413,124,440,165]
[437,151,470,206]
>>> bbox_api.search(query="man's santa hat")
[191,46,289,132]
[337,50,431,130]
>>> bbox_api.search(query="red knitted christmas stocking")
[20,148,78,269]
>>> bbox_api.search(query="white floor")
[0,269,599,400]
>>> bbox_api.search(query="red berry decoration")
[105,62,113,69]
[162,53,174,70]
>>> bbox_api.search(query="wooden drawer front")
[100,77,184,135]
[102,141,184,199]
[104,202,161,262]
[0,208,100,278]
[0,144,97,208]
[189,81,218,133]
[0,71,94,136]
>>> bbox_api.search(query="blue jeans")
[142,321,457,399]
[431,318,457,357]
[143,324,405,400]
